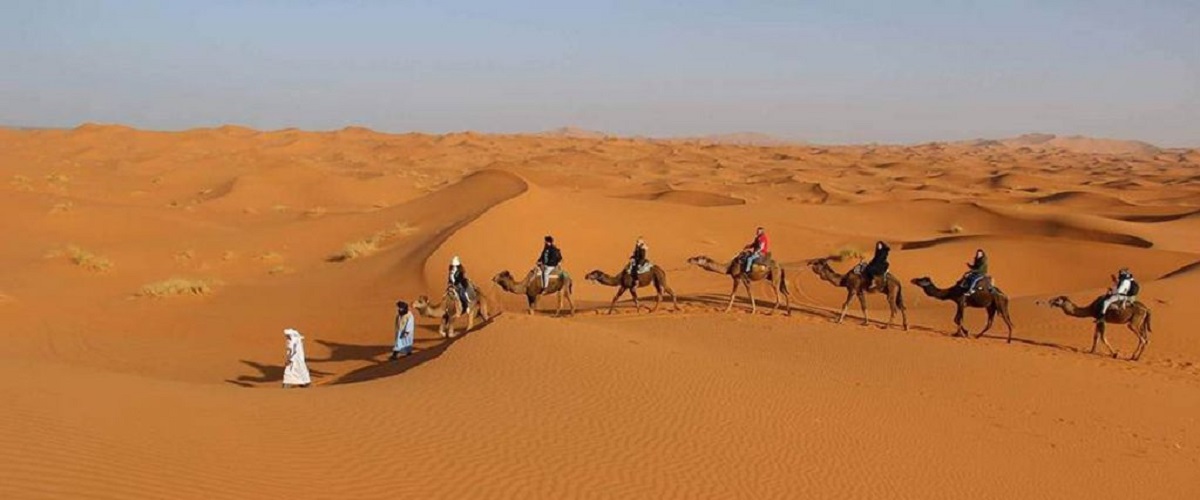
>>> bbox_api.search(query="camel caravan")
[406,228,1154,361]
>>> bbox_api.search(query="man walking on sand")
[392,300,415,360]
[282,328,311,388]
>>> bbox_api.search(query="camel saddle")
[957,273,994,294]
[635,261,654,275]
[535,266,566,281]
[850,262,890,291]
[1106,293,1138,310]
[738,252,775,270]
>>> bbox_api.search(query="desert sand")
[1,124,1198,498]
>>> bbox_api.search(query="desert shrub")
[137,278,219,298]
[329,222,418,262]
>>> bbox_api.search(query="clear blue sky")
[3,1,1197,145]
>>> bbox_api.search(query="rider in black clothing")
[861,241,890,290]
[538,236,563,288]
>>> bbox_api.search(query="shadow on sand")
[226,315,500,387]
[226,361,334,388]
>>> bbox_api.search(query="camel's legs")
[953,302,968,337]
[976,306,997,338]
[857,292,869,326]
[1128,321,1147,361]
[555,292,563,317]
[1095,322,1118,358]
[652,281,663,312]
[781,286,791,316]
[768,280,782,315]
[885,290,897,329]
[725,280,740,313]
[664,285,680,311]
[837,290,854,324]
[744,278,757,314]
[609,288,627,315]
[630,287,642,313]
[566,292,576,316]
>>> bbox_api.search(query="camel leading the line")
[1047,295,1152,361]
[413,284,490,338]
[492,269,576,316]
[687,254,791,314]
[585,264,679,314]
[808,258,908,330]
[910,276,1014,342]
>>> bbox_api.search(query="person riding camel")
[1098,268,1138,323]
[628,237,648,275]
[537,236,563,288]
[961,249,989,296]
[448,256,470,312]
[742,227,770,273]
[861,241,891,291]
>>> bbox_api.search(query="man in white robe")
[282,328,311,388]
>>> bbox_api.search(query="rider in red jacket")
[743,227,769,272]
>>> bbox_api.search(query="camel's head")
[1047,296,1068,308]
[687,256,713,266]
[584,270,604,282]
[808,258,831,271]
[910,277,932,287]
[413,295,430,309]
[492,270,514,283]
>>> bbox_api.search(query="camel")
[412,284,490,338]
[910,276,1014,342]
[1047,295,1152,361]
[492,269,576,316]
[808,258,908,330]
[584,264,679,314]
[687,254,791,314]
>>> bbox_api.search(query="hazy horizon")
[3,1,1197,146]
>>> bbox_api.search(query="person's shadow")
[225,316,498,387]
[225,361,333,388]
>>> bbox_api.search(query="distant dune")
[964,133,1163,155]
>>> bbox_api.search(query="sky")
[2,1,1197,146]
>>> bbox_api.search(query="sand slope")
[1,126,1198,498]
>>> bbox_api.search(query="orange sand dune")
[1,125,1198,498]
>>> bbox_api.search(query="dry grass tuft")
[304,206,328,218]
[137,278,219,298]
[174,250,196,263]
[45,173,70,184]
[11,174,34,191]
[257,251,285,263]
[329,222,418,262]
[835,246,864,261]
[49,201,75,214]
[268,265,294,275]
[47,245,113,272]
[947,224,964,234]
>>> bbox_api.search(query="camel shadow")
[225,360,334,388]
[681,292,828,317]
[324,315,499,385]
[225,316,499,388]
